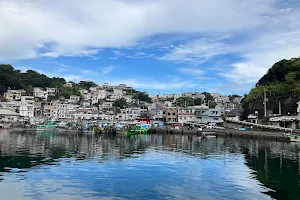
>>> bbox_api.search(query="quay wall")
[149,128,290,142]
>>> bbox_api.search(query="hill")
[0,64,151,104]
[242,57,300,117]
[244,57,300,103]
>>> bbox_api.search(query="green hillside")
[0,64,96,99]
[244,57,300,103]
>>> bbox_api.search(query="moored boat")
[287,134,300,142]
[35,121,58,131]
[125,124,151,137]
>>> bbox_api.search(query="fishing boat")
[126,124,151,137]
[35,121,58,131]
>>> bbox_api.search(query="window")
[168,113,170,115]
[173,113,175,115]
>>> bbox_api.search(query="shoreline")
[0,127,291,142]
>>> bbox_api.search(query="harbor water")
[0,130,299,200]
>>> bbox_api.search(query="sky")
[1,0,300,95]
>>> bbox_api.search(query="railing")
[226,119,295,133]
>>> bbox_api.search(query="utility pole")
[279,101,281,116]
[263,89,267,118]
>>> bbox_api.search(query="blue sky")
[1,0,300,95]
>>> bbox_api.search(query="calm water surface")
[0,130,299,200]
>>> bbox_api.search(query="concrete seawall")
[149,128,290,142]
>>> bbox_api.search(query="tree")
[77,81,97,90]
[202,92,214,102]
[133,92,152,103]
[113,98,127,109]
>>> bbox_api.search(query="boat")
[126,124,151,137]
[35,121,58,131]
[286,133,300,142]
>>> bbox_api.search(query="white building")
[21,96,35,105]
[58,103,79,119]
[0,109,20,122]
[46,87,56,96]
[74,107,99,120]
[113,88,123,97]
[116,107,146,121]
[19,104,34,118]
[0,101,21,112]
[70,95,80,102]
[33,87,48,101]
[64,82,73,87]
[4,89,26,101]
[178,113,198,124]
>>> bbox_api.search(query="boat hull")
[126,129,148,136]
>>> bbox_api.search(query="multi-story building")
[163,108,178,122]
[4,89,26,101]
[113,88,123,97]
[116,107,146,121]
[21,96,35,105]
[0,101,21,112]
[0,109,20,122]
[57,103,79,120]
[19,104,34,118]
[178,113,198,124]
[181,105,225,124]
[46,87,56,96]
[33,87,48,101]
[70,95,80,103]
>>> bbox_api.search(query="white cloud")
[159,37,237,64]
[223,9,300,85]
[101,66,116,75]
[0,0,275,60]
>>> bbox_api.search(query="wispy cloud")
[101,66,116,75]
[159,36,237,64]
[112,50,125,57]
[178,67,205,76]
[127,52,154,59]
[111,78,199,90]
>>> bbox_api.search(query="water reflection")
[0,130,299,199]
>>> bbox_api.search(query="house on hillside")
[226,108,244,121]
